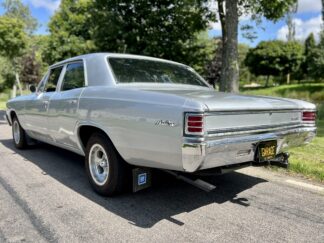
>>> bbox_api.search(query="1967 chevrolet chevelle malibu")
[6,53,317,195]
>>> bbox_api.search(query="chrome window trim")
[57,60,87,92]
[106,56,210,87]
[41,65,65,93]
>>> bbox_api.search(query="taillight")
[302,111,316,122]
[185,113,204,135]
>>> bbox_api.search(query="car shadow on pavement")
[1,137,267,228]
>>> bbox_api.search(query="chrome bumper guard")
[182,126,316,172]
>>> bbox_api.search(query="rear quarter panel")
[78,86,201,171]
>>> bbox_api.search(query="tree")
[245,40,303,85]
[285,2,298,42]
[43,0,95,64]
[0,16,27,95]
[322,0,324,23]
[238,44,250,84]
[1,0,38,35]
[301,33,316,78]
[91,0,213,68]
[245,41,282,87]
[216,0,297,92]
[205,37,222,88]
[308,33,324,80]
[45,0,215,70]
[0,56,15,90]
[280,41,304,84]
[19,49,41,87]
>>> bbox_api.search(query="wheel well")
[78,125,110,149]
[10,111,17,120]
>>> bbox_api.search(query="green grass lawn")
[241,83,324,103]
[0,91,10,109]
[288,120,324,182]
[243,83,324,182]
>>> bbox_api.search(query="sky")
[0,0,322,47]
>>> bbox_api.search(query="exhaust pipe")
[270,152,290,168]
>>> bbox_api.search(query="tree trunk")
[219,0,239,93]
[12,84,17,98]
[15,72,23,96]
[286,73,290,84]
[322,0,324,23]
[265,75,270,87]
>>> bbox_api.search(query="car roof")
[49,53,187,68]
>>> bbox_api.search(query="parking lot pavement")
[0,113,324,242]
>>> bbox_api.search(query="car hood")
[142,88,315,111]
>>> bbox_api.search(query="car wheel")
[85,133,128,196]
[12,116,28,149]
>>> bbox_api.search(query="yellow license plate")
[258,141,277,161]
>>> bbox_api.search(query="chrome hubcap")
[13,120,20,144]
[89,144,109,186]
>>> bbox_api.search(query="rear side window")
[61,62,85,91]
[45,66,63,92]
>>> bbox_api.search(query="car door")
[24,66,64,141]
[47,61,86,148]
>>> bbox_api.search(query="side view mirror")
[29,84,36,93]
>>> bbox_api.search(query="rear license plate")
[258,141,277,161]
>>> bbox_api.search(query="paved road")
[0,111,324,242]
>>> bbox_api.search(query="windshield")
[108,57,208,87]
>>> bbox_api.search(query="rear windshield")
[108,57,208,87]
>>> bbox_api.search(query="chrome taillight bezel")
[184,113,205,136]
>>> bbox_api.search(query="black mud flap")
[132,168,152,192]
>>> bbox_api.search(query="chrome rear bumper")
[182,126,316,172]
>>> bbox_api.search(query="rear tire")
[85,132,129,196]
[12,116,28,149]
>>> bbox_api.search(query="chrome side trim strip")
[206,124,315,138]
[205,109,315,116]
[207,122,302,134]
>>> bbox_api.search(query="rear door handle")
[68,99,78,104]
[43,100,49,108]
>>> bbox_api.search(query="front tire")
[12,116,27,149]
[85,133,128,196]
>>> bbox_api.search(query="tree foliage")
[91,0,213,66]
[308,32,324,80]
[44,0,215,70]
[245,40,303,84]
[1,0,38,34]
[0,16,27,60]
[20,49,42,85]
[43,0,95,64]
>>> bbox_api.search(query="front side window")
[61,62,85,91]
[37,72,49,93]
[45,66,63,92]
[108,57,208,87]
